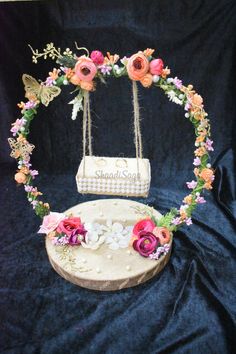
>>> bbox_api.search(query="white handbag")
[76,82,151,197]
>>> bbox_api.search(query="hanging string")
[87,93,92,156]
[132,80,143,176]
[82,91,93,176]
[82,82,143,178]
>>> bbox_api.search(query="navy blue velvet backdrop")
[0,0,236,353]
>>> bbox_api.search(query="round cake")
[45,199,172,291]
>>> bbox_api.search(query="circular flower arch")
[8,43,214,239]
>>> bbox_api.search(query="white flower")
[120,56,128,65]
[167,90,176,101]
[81,223,106,250]
[166,90,183,105]
[103,220,132,250]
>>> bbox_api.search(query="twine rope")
[82,91,92,176]
[132,80,143,176]
[82,82,143,177]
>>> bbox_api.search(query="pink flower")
[98,65,112,75]
[205,138,214,151]
[31,200,38,209]
[90,50,104,65]
[153,227,171,245]
[24,185,34,192]
[56,217,86,240]
[186,180,198,189]
[24,101,37,109]
[185,217,192,226]
[195,193,206,204]
[10,118,26,136]
[29,170,38,178]
[75,56,97,82]
[172,217,182,225]
[133,231,159,257]
[173,77,182,89]
[185,102,191,111]
[193,157,201,166]
[38,212,65,234]
[69,233,86,246]
[133,218,155,237]
[149,58,164,75]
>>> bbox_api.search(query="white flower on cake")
[103,220,132,250]
[81,222,106,250]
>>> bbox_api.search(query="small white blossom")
[81,223,106,250]
[103,220,132,250]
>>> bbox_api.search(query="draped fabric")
[0,1,235,353]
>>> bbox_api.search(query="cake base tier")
[45,199,172,291]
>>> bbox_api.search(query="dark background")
[0,0,236,353]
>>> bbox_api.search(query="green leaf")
[56,55,77,68]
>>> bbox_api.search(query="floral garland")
[8,43,214,259]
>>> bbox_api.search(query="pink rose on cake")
[133,218,156,237]
[57,216,85,236]
[133,231,159,257]
[38,212,65,234]
[75,56,97,82]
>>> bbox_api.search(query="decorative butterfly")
[8,137,35,161]
[22,74,61,107]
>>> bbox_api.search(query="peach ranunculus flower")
[80,80,95,91]
[126,52,149,81]
[199,168,214,182]
[15,172,27,184]
[153,227,171,245]
[38,212,66,234]
[140,73,153,88]
[75,56,97,82]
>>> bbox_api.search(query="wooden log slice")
[45,199,172,291]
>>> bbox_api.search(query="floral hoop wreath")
[8,43,215,259]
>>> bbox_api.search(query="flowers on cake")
[81,222,106,250]
[38,212,65,234]
[131,218,171,259]
[133,232,159,257]
[38,214,88,246]
[104,221,132,250]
